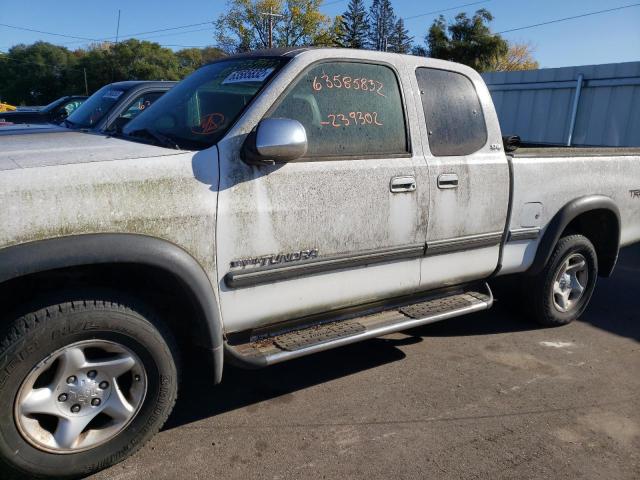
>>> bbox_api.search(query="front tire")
[526,234,598,326]
[0,293,178,479]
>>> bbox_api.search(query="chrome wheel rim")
[552,252,589,313]
[14,339,147,454]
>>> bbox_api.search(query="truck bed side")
[499,149,640,275]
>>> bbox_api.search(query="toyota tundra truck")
[0,48,638,478]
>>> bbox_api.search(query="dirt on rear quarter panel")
[0,152,219,280]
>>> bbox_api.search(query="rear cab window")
[268,61,409,158]
[415,67,487,156]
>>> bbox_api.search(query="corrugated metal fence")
[482,62,640,147]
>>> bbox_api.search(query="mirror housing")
[242,118,307,165]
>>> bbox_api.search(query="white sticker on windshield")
[222,68,274,84]
[103,90,124,100]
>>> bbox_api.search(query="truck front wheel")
[527,234,598,326]
[0,293,178,479]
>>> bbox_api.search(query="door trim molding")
[426,231,503,256]
[508,227,541,241]
[224,243,425,289]
[225,230,506,289]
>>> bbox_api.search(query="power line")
[0,54,86,71]
[0,19,215,47]
[134,26,215,41]
[0,22,101,42]
[403,0,491,21]
[496,2,640,34]
[2,1,639,54]
[116,21,214,41]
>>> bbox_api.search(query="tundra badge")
[230,248,319,269]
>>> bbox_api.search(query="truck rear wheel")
[0,293,178,479]
[526,234,598,326]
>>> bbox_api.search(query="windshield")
[66,85,126,128]
[122,57,287,150]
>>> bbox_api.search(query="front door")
[216,58,428,333]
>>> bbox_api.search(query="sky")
[1,0,639,68]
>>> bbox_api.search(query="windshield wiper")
[127,128,181,150]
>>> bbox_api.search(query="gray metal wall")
[482,62,640,147]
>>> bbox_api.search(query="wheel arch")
[529,195,621,277]
[0,233,224,383]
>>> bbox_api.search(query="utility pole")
[260,7,283,48]
[115,9,121,44]
[83,68,89,96]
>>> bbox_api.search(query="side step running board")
[225,283,493,368]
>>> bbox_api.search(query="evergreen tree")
[368,0,396,51]
[336,0,369,48]
[411,45,428,56]
[387,18,413,54]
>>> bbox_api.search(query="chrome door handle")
[437,173,459,189]
[390,175,417,193]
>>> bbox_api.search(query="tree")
[426,9,509,72]
[411,45,428,56]
[489,42,539,71]
[336,0,369,49]
[175,47,226,76]
[387,18,413,54]
[214,0,332,53]
[0,42,79,105]
[74,40,182,94]
[0,40,228,105]
[368,0,396,51]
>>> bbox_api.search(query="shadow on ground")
[164,245,639,431]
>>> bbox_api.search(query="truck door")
[412,66,510,289]
[216,58,428,333]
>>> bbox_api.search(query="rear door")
[412,65,510,289]
[216,57,429,333]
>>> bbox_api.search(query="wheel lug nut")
[91,398,101,406]
[99,381,109,389]
[134,375,141,382]
[87,370,97,379]
[58,393,68,402]
[71,404,81,413]
[67,376,77,384]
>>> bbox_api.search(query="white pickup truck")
[1,48,638,478]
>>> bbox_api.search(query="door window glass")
[415,67,487,156]
[111,92,164,131]
[268,62,408,157]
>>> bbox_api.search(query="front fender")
[0,233,224,383]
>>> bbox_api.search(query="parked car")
[62,81,176,133]
[0,48,638,479]
[0,95,86,124]
[0,102,16,112]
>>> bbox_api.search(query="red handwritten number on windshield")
[192,113,225,135]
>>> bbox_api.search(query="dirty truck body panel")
[0,47,639,366]
[1,48,639,478]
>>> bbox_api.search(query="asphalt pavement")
[91,245,639,480]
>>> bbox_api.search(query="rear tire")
[0,292,178,479]
[525,234,598,326]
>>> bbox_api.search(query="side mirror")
[242,118,307,165]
